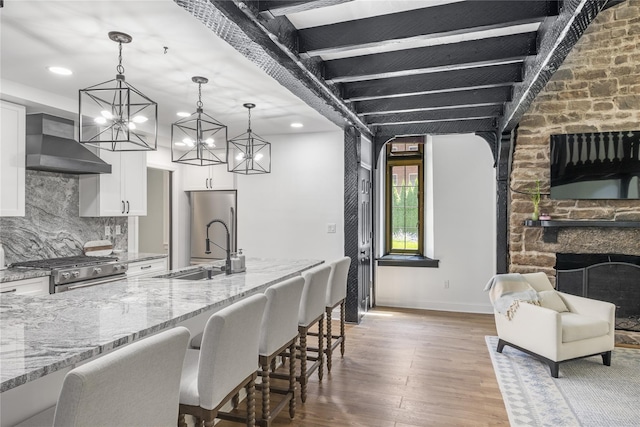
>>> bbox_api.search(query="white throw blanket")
[484,273,540,319]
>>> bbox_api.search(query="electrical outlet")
[327,223,337,233]
[115,225,122,235]
[105,226,111,237]
[444,280,450,289]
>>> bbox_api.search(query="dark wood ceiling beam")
[257,0,354,19]
[298,1,556,55]
[324,32,538,83]
[374,119,497,139]
[356,87,512,115]
[501,0,608,131]
[343,63,523,101]
[364,105,504,126]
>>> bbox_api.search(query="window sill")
[377,255,439,268]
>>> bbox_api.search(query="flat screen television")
[550,130,640,200]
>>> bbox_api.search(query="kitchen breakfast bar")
[0,258,322,427]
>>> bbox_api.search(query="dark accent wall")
[344,126,360,323]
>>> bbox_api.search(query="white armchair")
[491,272,616,378]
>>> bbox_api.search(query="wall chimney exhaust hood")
[26,113,111,174]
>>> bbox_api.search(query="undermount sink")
[153,267,225,281]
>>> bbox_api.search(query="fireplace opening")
[555,253,640,332]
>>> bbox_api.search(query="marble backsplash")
[0,171,127,265]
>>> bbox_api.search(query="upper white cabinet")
[182,164,236,191]
[79,150,147,217]
[0,101,26,217]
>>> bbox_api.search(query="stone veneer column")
[509,0,640,280]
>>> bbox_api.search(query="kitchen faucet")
[205,219,232,275]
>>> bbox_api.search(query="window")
[385,137,424,255]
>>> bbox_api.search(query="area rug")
[485,336,640,427]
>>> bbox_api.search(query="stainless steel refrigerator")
[189,190,237,264]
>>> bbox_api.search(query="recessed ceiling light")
[176,112,190,117]
[47,66,72,76]
[290,122,303,128]
[174,142,186,147]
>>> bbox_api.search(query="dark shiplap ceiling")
[176,0,615,157]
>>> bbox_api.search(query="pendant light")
[79,31,157,151]
[171,76,228,166]
[228,103,271,175]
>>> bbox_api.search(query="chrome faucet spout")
[205,219,232,275]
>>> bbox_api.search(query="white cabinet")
[0,276,49,296]
[126,258,167,278]
[0,101,26,217]
[79,150,147,217]
[182,164,236,191]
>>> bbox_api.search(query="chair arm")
[559,292,616,329]
[495,302,562,359]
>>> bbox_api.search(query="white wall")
[235,130,345,262]
[376,134,497,313]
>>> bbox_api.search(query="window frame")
[384,141,425,255]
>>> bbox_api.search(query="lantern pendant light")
[171,77,228,166]
[228,103,271,175]
[79,31,158,151]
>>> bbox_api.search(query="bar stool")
[324,256,351,372]
[16,327,191,427]
[297,264,331,403]
[178,294,267,427]
[257,276,305,427]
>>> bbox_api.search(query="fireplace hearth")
[555,253,640,332]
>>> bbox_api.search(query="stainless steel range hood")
[26,113,111,174]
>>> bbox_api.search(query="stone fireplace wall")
[509,0,640,280]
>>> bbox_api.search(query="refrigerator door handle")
[230,206,235,253]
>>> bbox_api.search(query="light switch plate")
[105,226,111,237]
[115,225,122,235]
[327,223,337,233]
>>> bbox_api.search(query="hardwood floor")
[217,307,509,427]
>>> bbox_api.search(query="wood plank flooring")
[218,307,509,427]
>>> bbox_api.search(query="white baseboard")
[374,298,493,314]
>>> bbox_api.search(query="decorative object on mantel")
[228,103,271,175]
[79,31,158,152]
[539,213,551,220]
[171,76,228,166]
[528,180,542,221]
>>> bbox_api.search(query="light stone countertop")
[0,268,50,284]
[112,252,167,263]
[0,257,322,392]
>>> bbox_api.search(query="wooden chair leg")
[288,340,297,419]
[326,307,333,372]
[340,300,346,357]
[247,376,256,427]
[299,328,308,403]
[318,316,324,381]
[232,393,240,410]
[260,358,271,426]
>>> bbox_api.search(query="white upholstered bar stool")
[16,327,191,427]
[324,256,351,372]
[257,276,305,427]
[297,264,331,403]
[178,294,267,427]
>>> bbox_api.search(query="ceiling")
[170,0,613,158]
[1,0,613,155]
[0,0,339,146]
